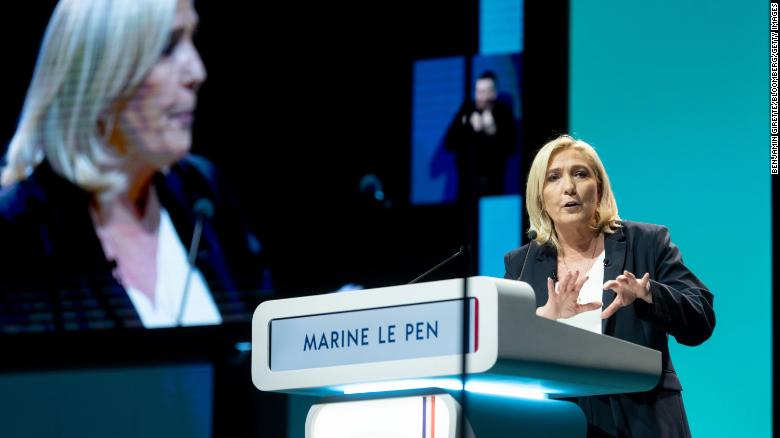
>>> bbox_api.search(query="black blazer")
[0,156,269,331]
[504,221,715,437]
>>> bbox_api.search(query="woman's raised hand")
[536,270,602,320]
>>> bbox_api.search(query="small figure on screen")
[0,0,268,330]
[503,135,715,437]
[444,70,517,199]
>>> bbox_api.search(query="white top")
[556,250,606,334]
[125,209,222,328]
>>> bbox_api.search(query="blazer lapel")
[521,242,558,308]
[602,226,627,333]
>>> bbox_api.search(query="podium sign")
[270,299,477,371]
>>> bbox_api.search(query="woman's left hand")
[601,271,652,319]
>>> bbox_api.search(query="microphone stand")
[176,199,214,326]
[408,246,468,284]
[177,217,205,326]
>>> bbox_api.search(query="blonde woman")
[504,135,715,437]
[0,0,265,329]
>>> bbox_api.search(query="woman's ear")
[97,101,119,137]
[98,101,131,155]
[98,95,129,137]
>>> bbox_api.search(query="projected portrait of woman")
[0,0,267,330]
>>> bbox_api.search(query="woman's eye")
[161,42,176,57]
[547,174,559,182]
[162,30,185,57]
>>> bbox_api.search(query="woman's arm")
[634,226,716,346]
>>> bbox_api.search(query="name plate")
[269,298,477,371]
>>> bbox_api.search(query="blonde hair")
[1,0,178,196]
[526,134,621,251]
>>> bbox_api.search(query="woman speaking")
[504,135,715,437]
[0,0,266,329]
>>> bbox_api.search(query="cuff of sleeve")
[634,280,672,325]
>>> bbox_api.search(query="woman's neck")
[556,223,600,257]
[92,165,158,226]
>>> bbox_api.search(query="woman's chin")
[140,147,190,171]
[555,214,591,228]
[160,139,192,164]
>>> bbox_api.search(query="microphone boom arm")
[408,246,468,284]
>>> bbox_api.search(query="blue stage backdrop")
[570,0,770,436]
[411,57,466,205]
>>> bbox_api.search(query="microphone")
[177,198,215,326]
[408,245,469,284]
[517,230,537,282]
[358,173,393,209]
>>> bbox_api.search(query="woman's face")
[114,0,206,171]
[542,148,600,230]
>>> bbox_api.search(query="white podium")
[252,277,661,437]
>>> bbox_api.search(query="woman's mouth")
[170,111,193,126]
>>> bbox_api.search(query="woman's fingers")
[601,271,654,319]
[603,280,619,291]
[574,274,589,293]
[558,271,573,294]
[601,279,623,318]
[563,270,579,295]
[577,301,602,313]
[547,276,556,296]
[601,298,622,319]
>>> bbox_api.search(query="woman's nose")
[563,175,577,194]
[181,42,207,90]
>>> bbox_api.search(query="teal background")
[479,194,522,277]
[0,363,213,438]
[570,1,770,436]
[480,0,523,54]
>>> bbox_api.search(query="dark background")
[0,1,568,436]
[0,0,567,295]
[190,0,482,294]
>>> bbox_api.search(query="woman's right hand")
[536,271,602,320]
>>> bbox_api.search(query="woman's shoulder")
[617,220,669,238]
[160,154,221,202]
[168,154,219,185]
[0,171,50,224]
[504,241,548,268]
[503,240,556,279]
[615,220,673,252]
[0,170,64,264]
[504,242,531,260]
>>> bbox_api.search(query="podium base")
[295,390,586,437]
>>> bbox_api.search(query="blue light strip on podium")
[339,377,551,401]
